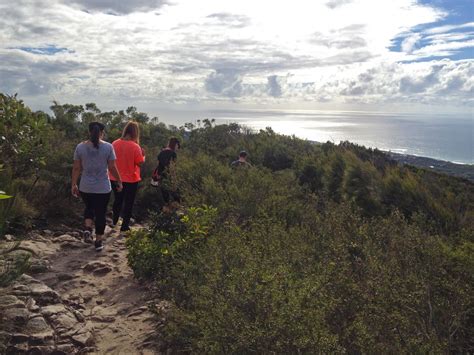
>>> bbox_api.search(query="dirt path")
[22,225,159,354]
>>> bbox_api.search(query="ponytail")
[90,125,100,148]
[88,122,105,149]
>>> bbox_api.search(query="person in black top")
[155,137,180,210]
[231,150,252,168]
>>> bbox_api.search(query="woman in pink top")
[109,121,145,232]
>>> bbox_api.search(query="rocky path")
[0,225,159,354]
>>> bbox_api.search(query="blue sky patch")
[17,45,71,55]
[389,0,474,61]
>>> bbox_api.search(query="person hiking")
[154,137,180,211]
[71,122,122,251]
[109,121,145,232]
[231,150,252,168]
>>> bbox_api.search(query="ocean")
[202,109,473,165]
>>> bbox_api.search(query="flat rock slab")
[83,261,113,276]
[0,275,95,354]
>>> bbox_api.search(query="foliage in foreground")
[129,205,473,353]
[127,124,473,353]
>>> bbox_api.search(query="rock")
[60,241,86,250]
[10,333,29,344]
[53,344,75,354]
[91,315,115,323]
[57,273,74,281]
[6,343,29,354]
[42,230,53,236]
[71,309,85,322]
[71,330,93,347]
[25,345,54,354]
[52,234,77,244]
[29,283,61,306]
[83,261,113,276]
[28,330,55,346]
[12,284,31,296]
[25,316,51,334]
[127,308,147,317]
[0,295,25,309]
[69,232,81,239]
[25,298,40,312]
[3,308,31,326]
[17,275,41,284]
[40,304,67,317]
[50,313,78,333]
[29,259,50,274]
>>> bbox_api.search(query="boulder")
[83,261,113,276]
[25,316,50,334]
[40,304,67,317]
[29,259,50,274]
[0,295,25,309]
[3,308,31,326]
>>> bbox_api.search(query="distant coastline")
[386,151,474,182]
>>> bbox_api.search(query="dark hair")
[88,122,105,149]
[168,137,180,150]
[239,150,248,158]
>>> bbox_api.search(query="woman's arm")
[108,160,123,191]
[71,159,82,197]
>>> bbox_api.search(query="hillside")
[1,93,473,353]
[388,152,474,182]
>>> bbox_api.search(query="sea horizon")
[165,108,473,165]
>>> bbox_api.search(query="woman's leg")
[93,192,111,243]
[111,180,124,225]
[80,192,94,241]
[120,182,139,231]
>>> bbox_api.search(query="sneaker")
[94,240,104,252]
[83,230,93,243]
[120,226,131,232]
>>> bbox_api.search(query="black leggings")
[80,191,111,235]
[111,181,139,230]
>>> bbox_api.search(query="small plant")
[126,206,217,280]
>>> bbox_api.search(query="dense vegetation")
[1,93,473,353]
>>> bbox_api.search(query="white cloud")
[401,33,421,54]
[0,0,471,112]
[424,22,474,35]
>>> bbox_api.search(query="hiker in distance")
[109,121,145,232]
[152,137,181,212]
[231,150,252,168]
[71,122,122,251]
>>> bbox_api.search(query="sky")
[0,0,473,119]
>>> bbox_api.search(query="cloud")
[65,0,168,15]
[393,22,474,60]
[424,22,474,35]
[325,0,353,9]
[206,13,251,28]
[0,0,471,111]
[205,69,244,97]
[401,33,421,54]
[267,75,288,97]
[333,60,473,105]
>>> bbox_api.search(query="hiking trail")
[0,224,160,354]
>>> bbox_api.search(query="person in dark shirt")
[231,150,252,168]
[155,137,180,210]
